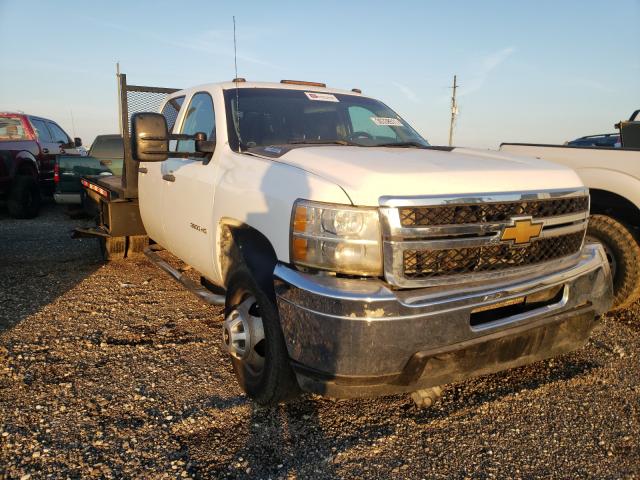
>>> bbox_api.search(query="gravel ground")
[1,204,639,479]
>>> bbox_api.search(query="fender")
[576,167,640,212]
[589,188,640,226]
[223,224,279,299]
[11,151,39,178]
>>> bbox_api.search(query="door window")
[161,96,185,132]
[30,118,53,142]
[178,92,215,152]
[47,122,70,144]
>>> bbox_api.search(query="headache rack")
[118,73,180,199]
[74,71,180,243]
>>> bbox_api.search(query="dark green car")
[54,134,123,204]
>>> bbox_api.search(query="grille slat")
[400,197,589,227]
[403,231,585,279]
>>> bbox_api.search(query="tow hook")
[410,386,443,408]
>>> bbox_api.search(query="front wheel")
[587,214,640,311]
[223,268,300,405]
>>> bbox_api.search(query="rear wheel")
[126,235,149,259]
[8,175,41,219]
[587,214,640,311]
[99,236,126,261]
[223,268,300,405]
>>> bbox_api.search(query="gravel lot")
[1,204,639,479]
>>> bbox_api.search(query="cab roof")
[169,80,365,99]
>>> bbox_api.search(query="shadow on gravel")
[609,304,640,333]
[409,356,600,424]
[0,202,101,332]
[176,397,343,478]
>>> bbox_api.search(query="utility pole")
[448,74,459,146]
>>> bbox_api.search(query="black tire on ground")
[99,236,126,261]
[587,214,640,311]
[224,267,300,405]
[7,175,41,219]
[126,235,149,259]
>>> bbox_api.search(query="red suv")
[0,113,82,218]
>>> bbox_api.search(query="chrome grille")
[380,189,590,288]
[400,196,589,227]
[403,231,585,279]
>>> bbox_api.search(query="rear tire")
[587,214,640,311]
[126,235,149,259]
[99,236,126,261]
[223,267,300,405]
[7,176,41,219]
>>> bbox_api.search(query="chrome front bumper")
[274,243,613,398]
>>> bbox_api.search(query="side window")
[90,136,124,159]
[0,117,28,140]
[47,122,70,144]
[178,92,215,153]
[348,106,398,141]
[30,118,53,142]
[160,96,185,133]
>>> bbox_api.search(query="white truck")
[502,110,640,311]
[76,73,613,406]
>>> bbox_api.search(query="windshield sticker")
[305,92,339,102]
[264,146,282,154]
[371,117,404,127]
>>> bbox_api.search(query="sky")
[1,0,638,148]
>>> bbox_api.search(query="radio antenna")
[69,108,77,138]
[233,16,242,153]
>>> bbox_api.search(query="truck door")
[138,95,185,249]
[28,118,59,190]
[161,91,218,275]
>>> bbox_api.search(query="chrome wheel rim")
[223,295,265,375]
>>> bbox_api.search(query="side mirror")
[131,112,168,162]
[194,131,216,153]
[74,137,82,147]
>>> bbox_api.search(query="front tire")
[223,268,300,405]
[587,214,640,311]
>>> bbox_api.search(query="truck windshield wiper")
[374,141,428,149]
[288,139,358,146]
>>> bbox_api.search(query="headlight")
[290,200,382,276]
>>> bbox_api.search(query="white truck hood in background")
[273,146,585,206]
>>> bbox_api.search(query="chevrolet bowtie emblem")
[500,217,544,245]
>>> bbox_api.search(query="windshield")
[0,117,29,141]
[224,88,429,151]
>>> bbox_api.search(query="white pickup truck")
[77,74,612,406]
[502,110,640,311]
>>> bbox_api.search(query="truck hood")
[272,146,585,205]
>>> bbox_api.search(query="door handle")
[138,167,148,173]
[42,148,49,153]
[162,174,176,182]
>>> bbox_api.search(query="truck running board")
[143,247,225,306]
